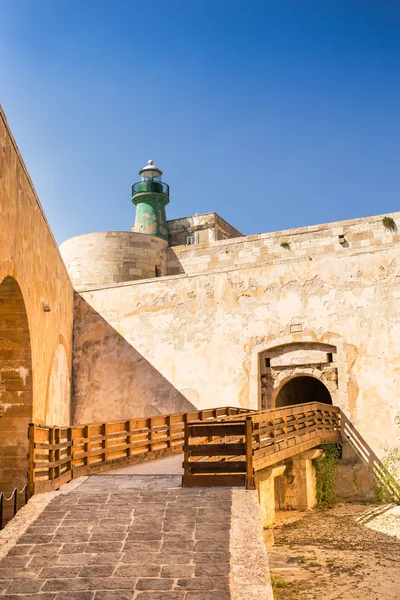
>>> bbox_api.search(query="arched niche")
[259,342,338,409]
[0,276,33,491]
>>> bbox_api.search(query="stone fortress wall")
[62,210,400,290]
[167,212,400,276]
[71,219,400,456]
[60,231,167,289]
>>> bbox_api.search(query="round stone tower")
[132,160,169,241]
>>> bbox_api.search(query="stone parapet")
[167,211,400,276]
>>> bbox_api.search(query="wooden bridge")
[28,402,340,493]
[3,400,399,544]
[183,402,340,488]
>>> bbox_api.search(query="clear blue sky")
[1,0,399,244]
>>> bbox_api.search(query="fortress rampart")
[61,211,400,290]
[167,211,400,276]
[60,231,167,289]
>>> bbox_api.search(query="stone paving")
[0,474,233,599]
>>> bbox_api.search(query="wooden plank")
[188,423,246,437]
[184,461,246,473]
[185,443,246,456]
[33,440,73,451]
[253,432,341,471]
[33,454,73,469]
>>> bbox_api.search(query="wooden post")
[84,425,90,467]
[67,426,73,478]
[245,417,255,490]
[49,427,55,483]
[148,418,154,454]
[102,423,108,464]
[166,415,172,450]
[54,428,61,483]
[28,424,35,497]
[183,415,190,484]
[127,420,132,458]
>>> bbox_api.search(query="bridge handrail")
[218,401,340,422]
[28,406,252,494]
[183,402,341,489]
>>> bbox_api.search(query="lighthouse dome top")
[139,159,163,179]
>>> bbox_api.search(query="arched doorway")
[0,277,33,492]
[275,376,332,408]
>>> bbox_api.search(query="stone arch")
[258,341,338,410]
[0,276,33,491]
[275,375,333,408]
[45,338,71,426]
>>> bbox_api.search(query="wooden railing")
[183,419,251,488]
[29,406,251,494]
[183,402,341,489]
[251,402,341,472]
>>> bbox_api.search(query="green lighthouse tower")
[132,160,169,241]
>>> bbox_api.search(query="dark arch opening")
[0,276,33,493]
[275,376,332,408]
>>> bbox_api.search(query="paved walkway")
[0,461,272,599]
[107,454,184,476]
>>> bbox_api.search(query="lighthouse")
[131,160,169,241]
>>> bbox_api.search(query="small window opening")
[265,357,271,368]
[186,235,196,245]
[327,352,333,363]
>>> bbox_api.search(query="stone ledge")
[230,489,273,600]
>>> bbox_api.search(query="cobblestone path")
[0,475,232,599]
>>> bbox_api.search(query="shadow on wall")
[72,294,196,424]
[341,410,400,503]
[166,248,187,276]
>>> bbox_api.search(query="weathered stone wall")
[73,238,400,456]
[0,107,74,488]
[60,231,167,290]
[167,212,400,275]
